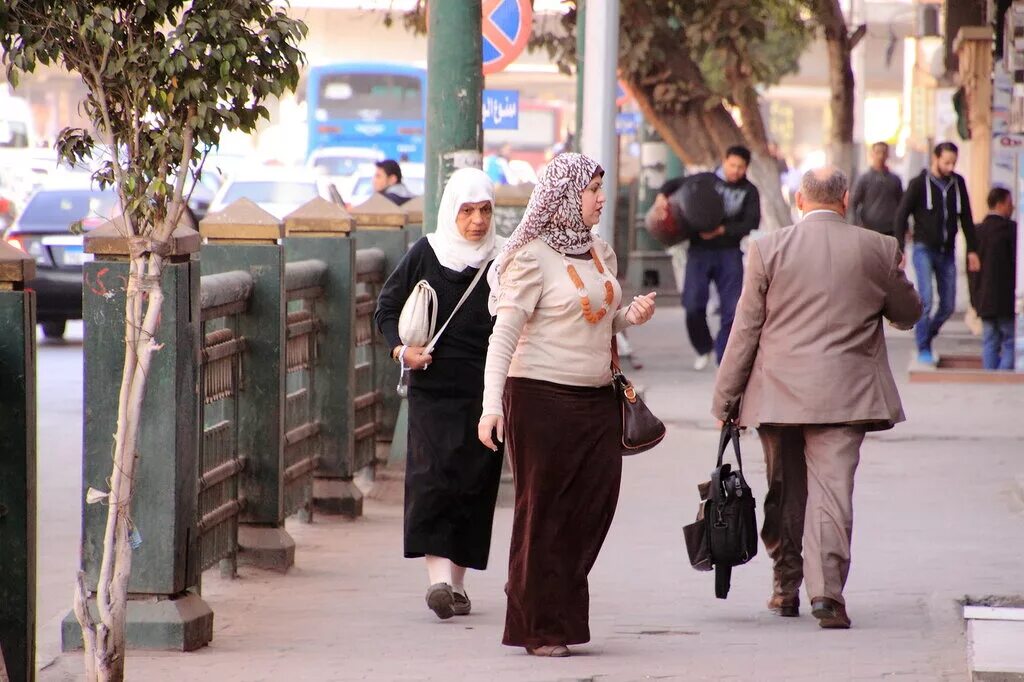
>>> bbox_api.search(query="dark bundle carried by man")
[644,173,725,247]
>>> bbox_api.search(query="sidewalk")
[40,309,1024,681]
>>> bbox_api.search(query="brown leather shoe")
[811,597,851,629]
[767,594,800,617]
[526,645,570,658]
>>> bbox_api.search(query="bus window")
[315,74,422,121]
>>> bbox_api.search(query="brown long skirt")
[502,377,623,648]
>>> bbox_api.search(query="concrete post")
[283,198,365,517]
[580,0,619,244]
[0,242,36,682]
[628,122,681,299]
[954,26,995,223]
[200,200,295,572]
[351,194,409,453]
[424,0,483,235]
[401,194,425,243]
[62,218,213,652]
[574,0,586,149]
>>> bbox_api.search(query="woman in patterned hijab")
[478,152,657,657]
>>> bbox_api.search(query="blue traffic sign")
[482,90,519,130]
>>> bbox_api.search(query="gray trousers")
[757,424,865,605]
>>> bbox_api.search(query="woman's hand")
[625,292,657,326]
[478,414,504,452]
[403,346,433,370]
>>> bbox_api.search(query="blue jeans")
[912,244,957,353]
[682,247,744,362]
[982,317,1015,370]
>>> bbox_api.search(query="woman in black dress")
[374,168,504,620]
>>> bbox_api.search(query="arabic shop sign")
[482,89,519,130]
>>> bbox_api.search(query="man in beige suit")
[712,166,922,629]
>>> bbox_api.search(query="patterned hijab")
[496,152,602,273]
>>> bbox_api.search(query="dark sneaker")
[453,589,471,616]
[425,583,455,620]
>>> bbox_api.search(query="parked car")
[344,161,424,208]
[2,174,118,339]
[207,167,343,220]
[307,146,384,186]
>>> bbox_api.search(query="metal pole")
[580,0,619,244]
[574,0,586,151]
[850,0,866,176]
[425,1,483,235]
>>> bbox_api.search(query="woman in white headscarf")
[375,167,505,621]
[478,153,657,657]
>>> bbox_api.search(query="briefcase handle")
[715,421,744,472]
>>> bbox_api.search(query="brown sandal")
[525,645,570,658]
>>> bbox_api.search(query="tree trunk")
[732,82,795,230]
[817,0,856,178]
[75,248,167,682]
[628,76,792,231]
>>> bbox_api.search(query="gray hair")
[800,167,848,205]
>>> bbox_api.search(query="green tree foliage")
[0,0,307,240]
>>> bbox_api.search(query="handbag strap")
[425,261,490,354]
[716,421,744,472]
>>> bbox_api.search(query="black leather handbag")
[611,366,666,455]
[682,422,758,598]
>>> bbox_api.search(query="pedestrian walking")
[713,166,922,629]
[975,187,1018,370]
[373,159,416,206]
[478,153,656,657]
[374,168,504,621]
[894,141,981,366]
[850,141,903,235]
[682,146,761,370]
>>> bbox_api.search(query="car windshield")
[221,181,319,206]
[17,189,117,232]
[312,156,372,177]
[316,73,422,120]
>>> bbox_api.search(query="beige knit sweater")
[482,237,631,417]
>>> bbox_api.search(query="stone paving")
[37,309,1024,681]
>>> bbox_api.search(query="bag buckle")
[623,383,638,403]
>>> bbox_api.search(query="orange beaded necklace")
[564,248,615,324]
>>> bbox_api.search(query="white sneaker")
[694,353,713,371]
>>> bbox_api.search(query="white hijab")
[426,167,503,272]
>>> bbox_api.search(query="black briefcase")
[683,422,758,599]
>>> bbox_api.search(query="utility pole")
[580,0,618,244]
[574,0,586,151]
[424,1,483,235]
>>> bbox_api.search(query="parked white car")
[307,146,384,188]
[207,167,343,220]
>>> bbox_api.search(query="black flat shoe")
[425,583,455,620]
[453,589,471,616]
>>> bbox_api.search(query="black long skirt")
[404,357,503,570]
[502,377,623,648]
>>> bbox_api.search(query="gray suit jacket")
[711,211,923,431]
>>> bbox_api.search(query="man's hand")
[967,252,981,273]
[478,415,504,452]
[699,225,727,240]
[650,194,669,223]
[403,346,432,370]
[625,292,657,326]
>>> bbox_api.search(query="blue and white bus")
[306,62,427,163]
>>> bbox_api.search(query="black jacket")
[850,168,902,234]
[663,171,760,250]
[974,214,1018,319]
[894,170,977,253]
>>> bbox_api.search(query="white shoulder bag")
[395,264,490,396]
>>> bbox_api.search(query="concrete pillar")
[200,200,295,572]
[580,0,619,244]
[283,198,364,517]
[424,0,483,235]
[0,242,36,681]
[401,195,425,243]
[351,194,409,453]
[955,26,995,223]
[63,218,213,652]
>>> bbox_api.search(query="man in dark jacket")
[850,141,902,235]
[894,141,981,366]
[669,146,761,369]
[976,187,1018,370]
